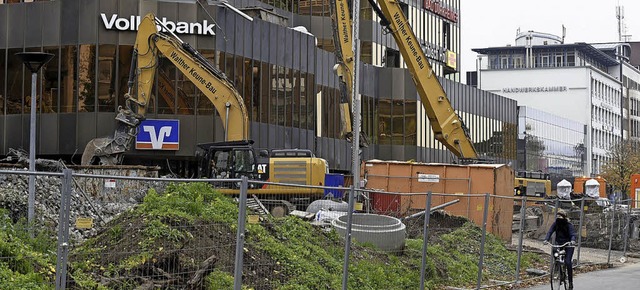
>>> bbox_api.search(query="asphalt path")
[523,262,640,289]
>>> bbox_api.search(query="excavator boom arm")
[329,0,370,146]
[81,13,249,165]
[330,0,355,138]
[137,14,248,141]
[371,0,478,159]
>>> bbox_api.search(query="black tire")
[551,262,567,290]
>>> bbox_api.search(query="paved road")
[523,262,640,289]
[514,237,639,266]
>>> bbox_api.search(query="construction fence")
[1,168,640,289]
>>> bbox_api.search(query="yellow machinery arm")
[369,0,478,159]
[82,13,249,165]
[329,0,369,147]
[329,0,354,139]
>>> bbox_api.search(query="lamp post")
[15,52,54,227]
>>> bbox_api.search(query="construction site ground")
[496,236,640,289]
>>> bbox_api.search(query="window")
[500,56,509,69]
[400,2,409,18]
[443,22,451,49]
[6,48,24,114]
[540,54,550,67]
[155,52,176,114]
[233,149,255,173]
[566,52,575,66]
[555,54,564,67]
[385,48,400,68]
[42,46,59,113]
[98,45,116,112]
[513,56,523,68]
[60,46,78,113]
[78,45,96,112]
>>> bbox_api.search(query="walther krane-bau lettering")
[329,0,479,161]
[81,13,329,216]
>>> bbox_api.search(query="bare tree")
[600,139,640,199]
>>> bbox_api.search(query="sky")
[460,0,640,81]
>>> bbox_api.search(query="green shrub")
[0,210,56,288]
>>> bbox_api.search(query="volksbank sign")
[100,13,216,35]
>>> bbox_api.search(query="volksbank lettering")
[100,13,215,35]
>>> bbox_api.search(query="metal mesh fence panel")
[63,172,353,289]
[7,165,640,289]
[575,197,624,265]
[244,180,348,289]
[64,175,245,289]
[0,169,62,289]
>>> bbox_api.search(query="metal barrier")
[1,168,640,289]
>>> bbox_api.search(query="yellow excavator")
[81,13,329,212]
[82,13,248,166]
[329,0,478,160]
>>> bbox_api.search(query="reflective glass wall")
[518,106,585,178]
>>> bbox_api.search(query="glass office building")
[0,0,516,174]
[518,106,585,178]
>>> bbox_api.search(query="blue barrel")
[324,173,345,199]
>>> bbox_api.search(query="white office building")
[472,30,631,176]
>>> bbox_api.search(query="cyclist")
[544,209,577,289]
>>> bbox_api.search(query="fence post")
[341,185,356,290]
[549,198,560,268]
[515,196,527,283]
[622,199,632,259]
[607,197,615,265]
[233,177,249,290]
[476,193,490,290]
[576,197,585,266]
[419,191,432,290]
[55,169,72,290]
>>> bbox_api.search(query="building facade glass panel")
[518,106,584,178]
[0,0,517,173]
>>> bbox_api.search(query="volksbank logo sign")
[136,119,180,151]
[100,13,215,35]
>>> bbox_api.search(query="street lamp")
[15,52,54,227]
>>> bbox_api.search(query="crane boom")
[367,0,478,159]
[82,13,249,165]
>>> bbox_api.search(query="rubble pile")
[581,206,640,251]
[0,165,164,243]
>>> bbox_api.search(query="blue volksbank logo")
[135,119,180,150]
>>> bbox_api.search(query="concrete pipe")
[331,213,406,252]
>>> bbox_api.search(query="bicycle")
[546,241,575,290]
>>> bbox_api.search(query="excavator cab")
[196,140,266,188]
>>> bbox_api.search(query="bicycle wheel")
[551,262,567,290]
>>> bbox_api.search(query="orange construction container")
[573,176,607,198]
[362,160,514,242]
[630,174,640,208]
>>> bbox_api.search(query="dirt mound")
[63,183,546,289]
[404,210,468,240]
[70,211,287,289]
